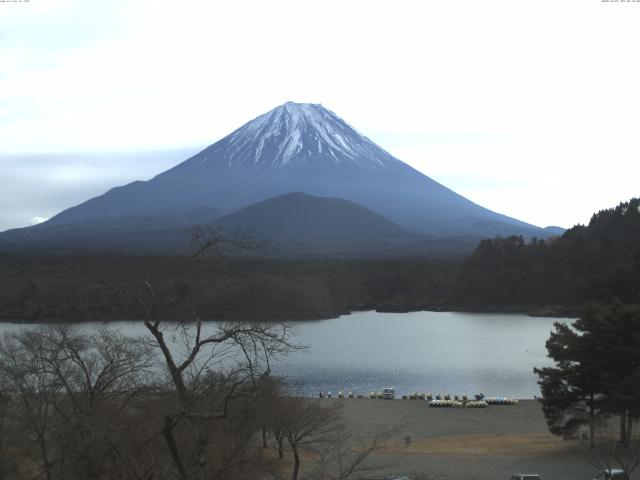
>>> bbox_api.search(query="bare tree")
[108,225,299,480]
[43,325,157,480]
[585,421,640,477]
[255,375,288,456]
[278,397,343,480]
[0,329,62,480]
[0,390,18,480]
[36,324,155,413]
[0,325,158,480]
[263,392,405,480]
[0,226,299,480]
[306,422,403,480]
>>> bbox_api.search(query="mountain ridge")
[1,102,562,253]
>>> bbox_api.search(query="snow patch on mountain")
[195,102,401,170]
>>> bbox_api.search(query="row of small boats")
[320,390,519,405]
[484,397,519,405]
[429,399,489,408]
[429,397,519,407]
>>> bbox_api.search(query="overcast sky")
[1,0,639,232]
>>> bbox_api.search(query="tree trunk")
[589,393,595,448]
[162,416,189,480]
[38,437,53,480]
[58,450,65,480]
[620,410,628,444]
[145,323,190,404]
[274,431,284,459]
[291,444,300,480]
[262,426,267,448]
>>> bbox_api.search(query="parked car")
[594,469,630,480]
[510,474,541,480]
[382,387,395,400]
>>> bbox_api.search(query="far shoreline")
[0,305,579,325]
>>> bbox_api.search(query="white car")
[382,387,395,400]
[510,474,541,480]
[594,469,630,480]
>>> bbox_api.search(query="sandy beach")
[318,398,596,480]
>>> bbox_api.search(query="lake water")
[0,311,571,399]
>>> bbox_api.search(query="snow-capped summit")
[29,102,552,242]
[175,102,399,172]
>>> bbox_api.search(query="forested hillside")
[452,198,640,312]
[0,255,456,322]
[2,199,638,322]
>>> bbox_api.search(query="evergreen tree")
[586,304,640,444]
[455,197,640,310]
[535,309,604,445]
[536,303,640,445]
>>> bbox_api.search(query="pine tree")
[535,309,604,446]
[535,303,640,445]
[586,304,640,444]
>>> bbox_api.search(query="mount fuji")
[0,102,562,254]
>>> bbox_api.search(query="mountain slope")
[0,207,221,254]
[35,102,549,237]
[215,192,409,239]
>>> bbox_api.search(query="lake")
[0,311,571,399]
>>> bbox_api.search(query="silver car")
[594,469,630,480]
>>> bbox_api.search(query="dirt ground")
[315,398,598,480]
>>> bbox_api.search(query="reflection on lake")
[0,311,571,398]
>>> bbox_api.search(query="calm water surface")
[0,311,571,398]
[281,311,571,398]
